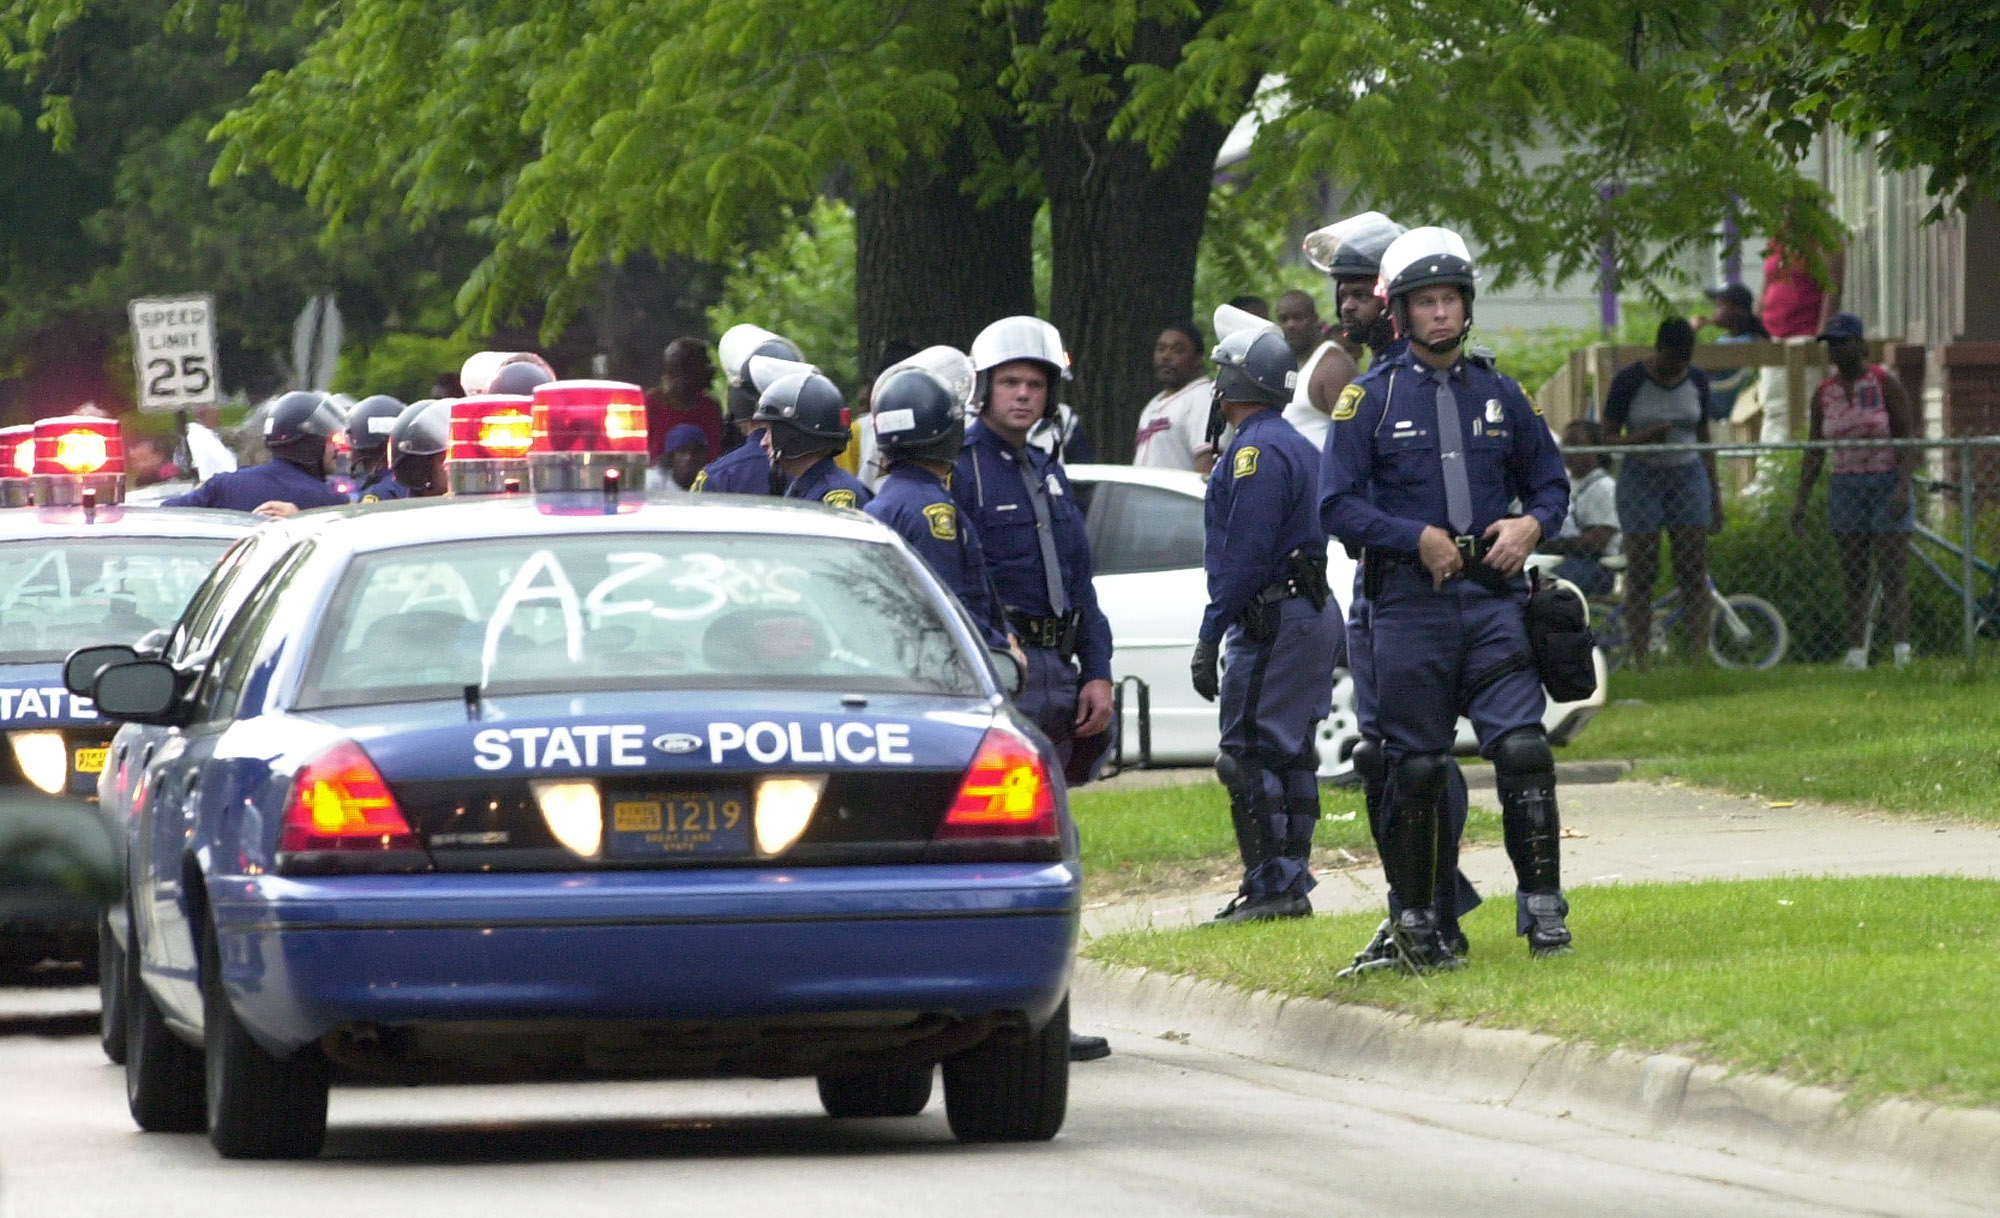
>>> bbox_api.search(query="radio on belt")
[0,423,32,508]
[527,379,649,502]
[445,394,534,496]
[29,414,124,509]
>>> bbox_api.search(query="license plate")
[606,791,751,859]
[73,747,108,774]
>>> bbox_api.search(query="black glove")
[1191,638,1220,702]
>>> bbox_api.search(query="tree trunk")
[854,132,1037,383]
[1040,25,1230,464]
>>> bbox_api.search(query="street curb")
[1075,960,2000,1202]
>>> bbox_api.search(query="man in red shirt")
[644,337,725,462]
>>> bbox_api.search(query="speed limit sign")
[128,295,220,412]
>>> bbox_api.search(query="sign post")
[128,295,220,413]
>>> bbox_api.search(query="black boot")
[1387,907,1465,974]
[1205,890,1312,925]
[1522,892,1572,957]
[1336,918,1395,978]
[1496,734,1570,956]
[1068,1032,1111,1061]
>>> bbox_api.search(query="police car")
[0,417,249,977]
[1067,463,1606,773]
[86,382,1078,1159]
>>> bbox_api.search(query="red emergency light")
[526,380,649,500]
[0,424,32,507]
[444,395,534,497]
[30,415,124,507]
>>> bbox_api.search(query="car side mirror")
[988,647,1026,696]
[91,661,189,727]
[64,644,139,697]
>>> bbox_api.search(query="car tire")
[124,905,204,1133]
[817,1066,934,1118]
[99,910,127,1065]
[201,917,328,1159]
[942,998,1069,1143]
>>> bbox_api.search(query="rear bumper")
[208,862,1081,1056]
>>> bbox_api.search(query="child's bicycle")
[1541,556,1789,671]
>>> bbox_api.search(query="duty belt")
[1365,536,1514,595]
[1007,609,1079,656]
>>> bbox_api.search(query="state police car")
[0,416,248,976]
[86,381,1079,1160]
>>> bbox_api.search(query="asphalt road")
[0,1031,1981,1218]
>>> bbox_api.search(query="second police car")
[85,381,1080,1159]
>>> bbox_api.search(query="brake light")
[0,425,31,477]
[529,380,648,454]
[936,729,1058,839]
[278,740,419,852]
[33,415,122,476]
[447,395,535,461]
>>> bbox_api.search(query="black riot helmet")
[387,398,450,496]
[488,360,556,396]
[752,372,850,460]
[344,394,407,457]
[1210,328,1298,407]
[263,390,345,473]
[870,367,965,466]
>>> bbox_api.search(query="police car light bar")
[445,395,534,497]
[0,424,32,508]
[30,415,124,508]
[526,379,649,497]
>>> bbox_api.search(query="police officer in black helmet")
[385,399,450,498]
[754,372,874,509]
[1192,313,1340,924]
[695,325,806,494]
[344,394,408,502]
[163,390,351,514]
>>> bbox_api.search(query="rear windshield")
[0,537,233,663]
[297,533,982,708]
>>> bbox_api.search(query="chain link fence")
[1553,438,2000,672]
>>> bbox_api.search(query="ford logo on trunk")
[652,732,704,755]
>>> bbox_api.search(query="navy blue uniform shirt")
[1321,347,1568,554]
[952,419,1112,683]
[784,456,873,510]
[691,431,783,495]
[1202,407,1328,644]
[865,464,1006,649]
[353,466,409,503]
[163,458,349,513]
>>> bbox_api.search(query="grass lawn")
[1559,663,2000,820]
[1071,779,1498,901]
[1088,875,2000,1108]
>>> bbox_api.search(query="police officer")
[1322,227,1572,971]
[693,325,805,494]
[344,394,408,502]
[489,360,556,397]
[862,360,1008,650]
[163,390,350,514]
[954,317,1114,771]
[754,372,874,509]
[385,399,450,498]
[1190,321,1340,924]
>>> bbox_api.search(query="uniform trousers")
[1220,595,1340,897]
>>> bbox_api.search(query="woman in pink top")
[1791,313,1916,668]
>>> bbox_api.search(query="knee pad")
[1491,729,1553,778]
[1215,751,1264,801]
[1350,738,1385,787]
[1214,751,1239,790]
[1391,752,1451,809]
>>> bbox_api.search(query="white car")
[1069,463,1606,777]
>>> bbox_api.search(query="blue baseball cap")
[1817,312,1866,341]
[662,423,708,453]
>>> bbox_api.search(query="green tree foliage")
[707,198,861,391]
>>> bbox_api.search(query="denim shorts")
[1615,460,1711,535]
[1828,472,1914,535]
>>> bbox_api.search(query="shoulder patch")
[822,488,858,509]
[359,494,380,504]
[1332,383,1365,422]
[922,502,957,541]
[690,470,708,492]
[1232,445,1260,479]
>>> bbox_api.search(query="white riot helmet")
[717,324,804,388]
[970,315,1069,418]
[1303,211,1408,283]
[873,345,977,413]
[459,351,511,396]
[1378,226,1478,355]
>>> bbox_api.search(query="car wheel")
[124,905,204,1133]
[200,917,328,1159]
[942,998,1069,1143]
[817,1065,934,1118]
[99,910,127,1065]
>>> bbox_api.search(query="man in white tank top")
[1275,288,1358,449]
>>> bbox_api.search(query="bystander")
[1757,231,1844,445]
[1132,322,1215,472]
[645,338,725,462]
[1695,283,1770,423]
[1539,420,1620,597]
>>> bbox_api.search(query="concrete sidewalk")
[1086,776,2000,936]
